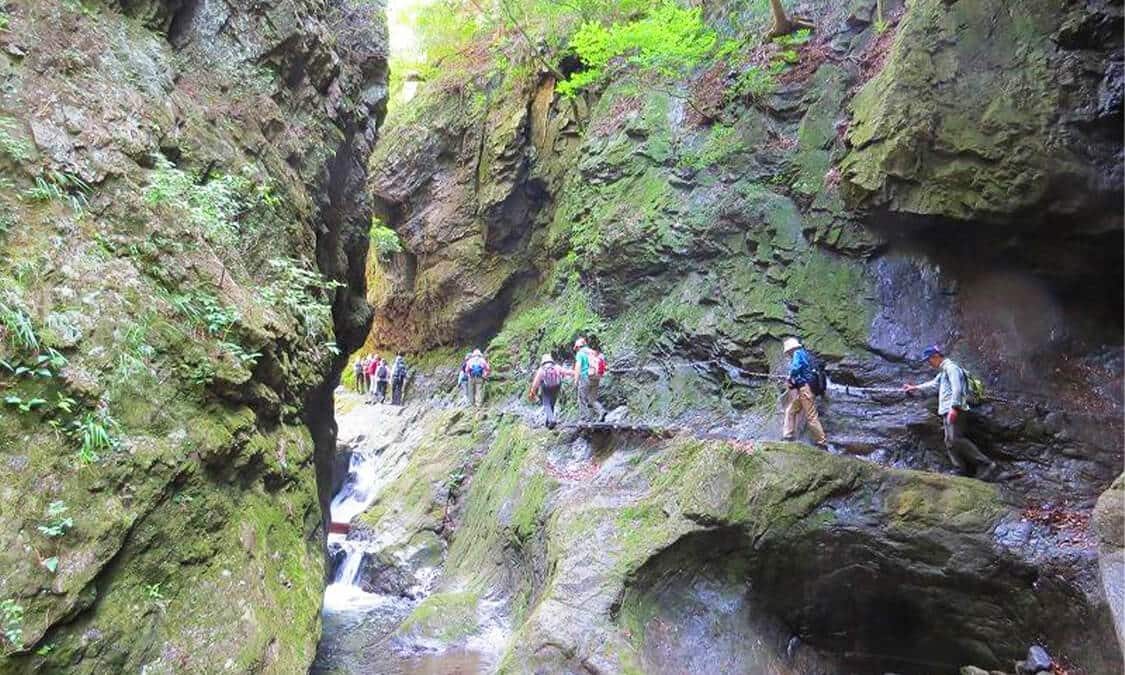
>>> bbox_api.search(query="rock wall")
[367,0,1122,501]
[0,0,385,671]
[344,0,1123,672]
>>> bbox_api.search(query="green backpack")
[958,366,987,407]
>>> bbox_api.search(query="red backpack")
[595,352,607,377]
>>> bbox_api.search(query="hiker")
[391,354,408,405]
[573,338,606,422]
[457,351,472,405]
[781,337,828,449]
[363,356,381,404]
[353,357,365,393]
[374,357,391,404]
[529,353,567,429]
[464,349,491,407]
[903,345,996,479]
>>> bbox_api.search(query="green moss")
[397,591,481,643]
[488,255,604,372]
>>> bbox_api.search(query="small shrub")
[143,583,164,601]
[145,155,250,246]
[69,412,117,464]
[369,217,402,259]
[260,258,341,340]
[0,599,22,651]
[557,1,717,98]
[0,118,33,162]
[37,501,73,537]
[22,171,91,214]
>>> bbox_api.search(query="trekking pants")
[782,385,827,445]
[375,379,388,403]
[468,376,485,407]
[354,370,363,392]
[541,384,561,429]
[577,376,604,422]
[942,411,992,475]
[391,378,405,405]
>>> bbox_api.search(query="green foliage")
[69,412,118,464]
[488,257,604,372]
[260,258,341,340]
[369,217,402,259]
[558,2,716,98]
[143,583,165,601]
[22,171,90,214]
[168,290,239,338]
[874,18,888,34]
[144,155,251,246]
[680,124,744,171]
[37,501,73,538]
[0,118,33,162]
[3,395,47,413]
[0,299,38,352]
[42,556,59,573]
[0,599,22,651]
[774,28,811,48]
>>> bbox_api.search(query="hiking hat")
[540,354,554,365]
[783,337,801,353]
[472,349,483,357]
[921,345,944,361]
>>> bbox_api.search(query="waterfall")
[334,542,365,586]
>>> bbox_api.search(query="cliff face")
[0,0,385,671]
[368,0,1122,500]
[339,0,1123,672]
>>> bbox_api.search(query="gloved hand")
[947,407,959,423]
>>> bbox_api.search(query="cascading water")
[321,403,415,612]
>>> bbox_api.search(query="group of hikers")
[351,335,995,480]
[447,339,607,429]
[352,353,409,406]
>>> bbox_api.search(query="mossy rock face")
[343,396,1118,673]
[839,0,1120,226]
[0,0,386,670]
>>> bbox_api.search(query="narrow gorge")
[0,0,1121,674]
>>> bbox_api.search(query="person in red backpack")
[529,353,569,429]
[363,356,381,405]
[572,338,606,422]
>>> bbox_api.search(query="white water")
[322,399,416,613]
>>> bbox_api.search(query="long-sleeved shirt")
[916,358,968,415]
[788,348,814,387]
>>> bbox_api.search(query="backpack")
[595,352,608,377]
[392,363,406,381]
[957,365,986,407]
[806,351,828,397]
[376,364,389,381]
[468,357,486,378]
[541,364,563,388]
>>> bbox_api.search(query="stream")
[312,395,492,674]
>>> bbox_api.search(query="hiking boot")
[815,441,830,452]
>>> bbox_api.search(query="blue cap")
[921,345,943,361]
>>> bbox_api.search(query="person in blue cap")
[903,345,996,479]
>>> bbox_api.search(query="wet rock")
[959,667,990,675]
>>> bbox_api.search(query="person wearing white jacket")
[904,345,996,479]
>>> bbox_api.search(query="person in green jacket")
[903,345,996,479]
